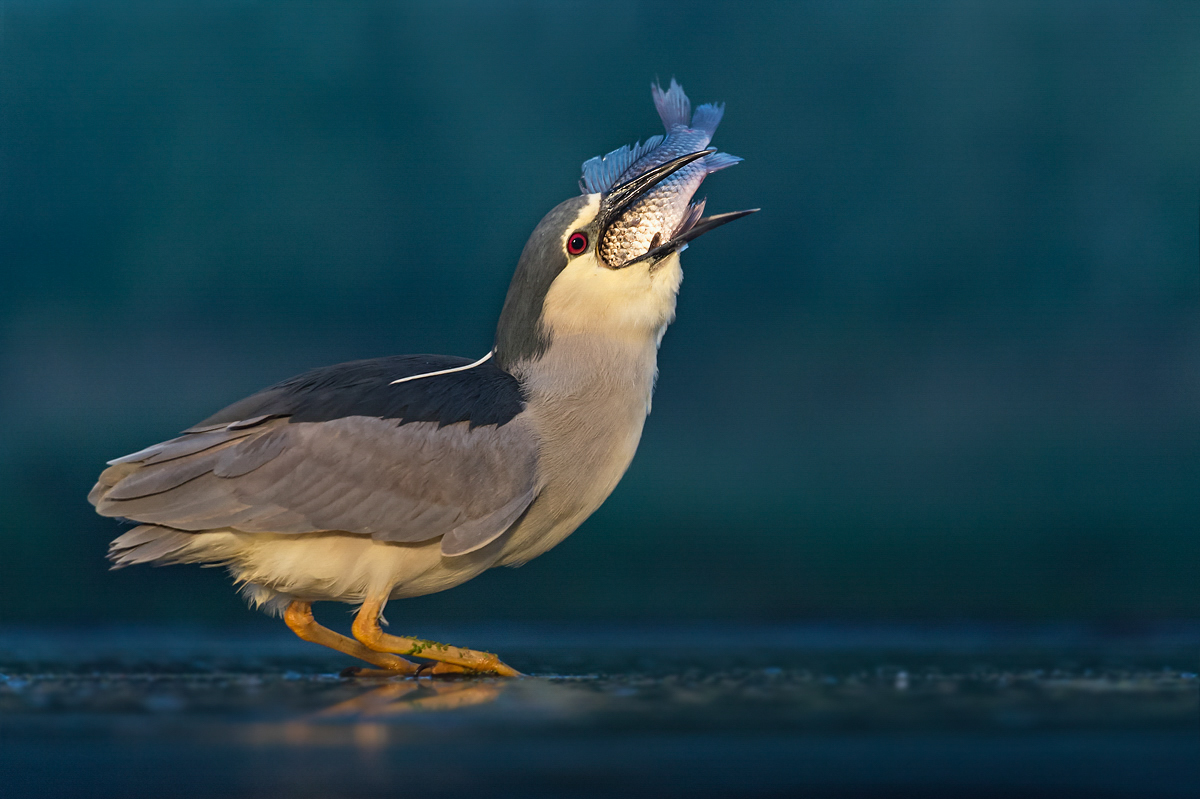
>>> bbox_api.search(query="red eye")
[567,232,588,255]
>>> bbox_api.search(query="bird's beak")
[596,149,714,233]
[621,208,759,269]
[596,149,759,269]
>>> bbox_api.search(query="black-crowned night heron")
[90,80,754,676]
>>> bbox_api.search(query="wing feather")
[91,415,540,555]
[108,428,251,466]
[104,445,233,499]
[212,427,289,477]
[442,487,538,556]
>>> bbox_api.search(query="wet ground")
[1,625,1196,798]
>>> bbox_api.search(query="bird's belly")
[196,530,499,608]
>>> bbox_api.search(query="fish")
[581,79,742,268]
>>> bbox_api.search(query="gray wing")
[89,416,541,557]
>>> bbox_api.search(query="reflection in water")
[313,680,507,718]
[241,678,525,750]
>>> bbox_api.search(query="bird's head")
[495,151,755,370]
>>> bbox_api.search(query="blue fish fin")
[674,197,707,237]
[580,135,665,194]
[652,78,692,131]
[703,151,742,173]
[690,103,726,136]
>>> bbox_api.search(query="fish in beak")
[582,79,757,269]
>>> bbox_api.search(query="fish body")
[581,79,742,267]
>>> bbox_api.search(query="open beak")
[597,149,759,269]
[621,208,759,268]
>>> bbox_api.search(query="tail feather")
[108,524,195,568]
[652,78,691,130]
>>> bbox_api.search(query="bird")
[89,80,755,676]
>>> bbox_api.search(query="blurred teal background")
[1,1,1196,624]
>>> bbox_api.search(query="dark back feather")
[189,355,525,431]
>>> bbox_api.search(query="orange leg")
[284,600,418,675]
[351,596,521,677]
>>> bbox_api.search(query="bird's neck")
[512,332,662,418]
[496,332,663,566]
[511,330,663,508]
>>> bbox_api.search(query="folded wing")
[91,356,541,558]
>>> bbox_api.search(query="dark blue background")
[2,0,1197,623]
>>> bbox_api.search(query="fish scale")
[599,162,708,267]
[581,80,742,268]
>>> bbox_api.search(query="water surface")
[2,625,1195,798]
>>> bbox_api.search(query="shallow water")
[1,625,1196,798]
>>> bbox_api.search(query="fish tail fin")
[703,151,743,173]
[652,78,692,130]
[690,103,726,136]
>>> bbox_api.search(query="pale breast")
[496,333,662,565]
